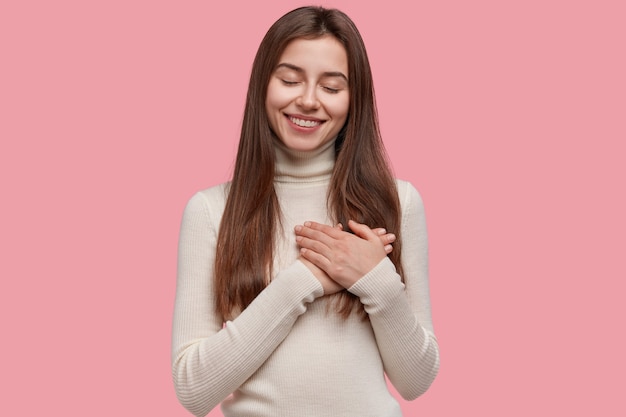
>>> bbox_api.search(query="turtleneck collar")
[273,138,336,184]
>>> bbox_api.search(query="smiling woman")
[172,6,439,417]
[265,36,350,152]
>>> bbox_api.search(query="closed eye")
[281,79,299,86]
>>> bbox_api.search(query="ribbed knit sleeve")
[348,180,440,400]
[171,190,324,417]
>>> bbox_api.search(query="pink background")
[2,0,624,415]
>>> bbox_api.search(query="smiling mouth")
[287,115,323,128]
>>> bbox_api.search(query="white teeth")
[289,116,320,127]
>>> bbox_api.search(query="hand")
[349,224,396,255]
[295,220,393,288]
[298,256,343,295]
[298,223,346,295]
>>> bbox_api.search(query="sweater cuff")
[278,259,325,300]
[347,257,405,312]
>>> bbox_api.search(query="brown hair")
[214,6,403,319]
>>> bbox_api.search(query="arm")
[171,191,323,417]
[348,182,439,399]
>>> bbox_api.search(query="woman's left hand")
[295,219,389,288]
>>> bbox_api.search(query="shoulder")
[395,179,425,216]
[195,182,230,207]
[182,182,231,222]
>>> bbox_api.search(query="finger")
[295,222,343,245]
[295,234,331,256]
[380,233,396,245]
[295,227,334,249]
[303,221,345,239]
[299,247,331,272]
[372,227,387,236]
[347,220,378,241]
[384,244,393,254]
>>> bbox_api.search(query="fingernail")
[378,229,386,235]
[295,225,302,232]
[304,221,311,227]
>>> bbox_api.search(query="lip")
[284,113,326,132]
[285,113,324,122]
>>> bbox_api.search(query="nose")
[295,85,320,110]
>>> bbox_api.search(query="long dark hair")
[215,6,403,319]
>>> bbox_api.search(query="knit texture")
[172,139,439,417]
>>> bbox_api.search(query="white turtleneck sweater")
[172,140,439,417]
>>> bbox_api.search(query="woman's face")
[266,36,350,152]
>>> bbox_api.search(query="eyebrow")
[275,63,348,82]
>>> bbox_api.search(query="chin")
[282,140,325,152]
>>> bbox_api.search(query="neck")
[274,139,336,184]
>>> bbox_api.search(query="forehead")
[277,36,348,74]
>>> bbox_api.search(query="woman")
[172,6,439,417]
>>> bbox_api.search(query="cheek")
[265,81,291,112]
[327,95,350,121]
